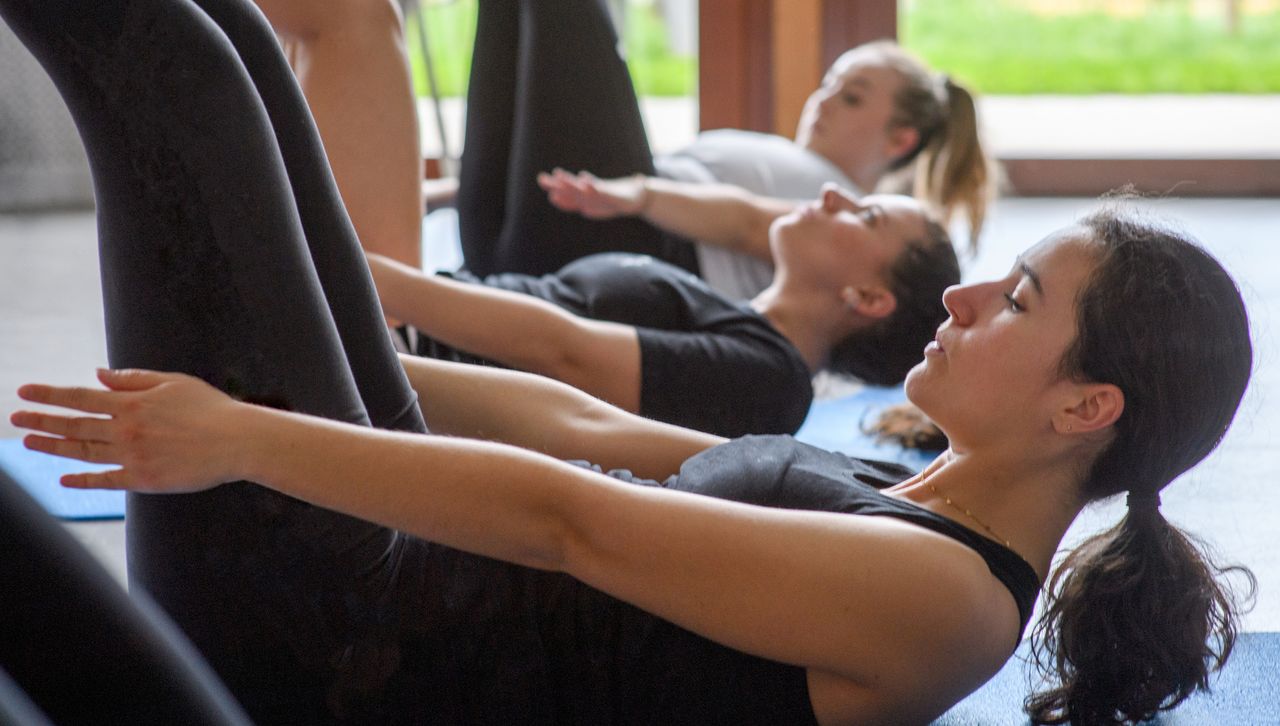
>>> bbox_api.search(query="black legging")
[0,469,251,725]
[0,0,448,722]
[457,0,696,277]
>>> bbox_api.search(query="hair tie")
[1126,490,1162,510]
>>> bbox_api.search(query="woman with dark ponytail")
[1022,210,1256,724]
[5,0,1251,719]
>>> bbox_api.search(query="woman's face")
[905,229,1100,450]
[770,187,925,293]
[795,49,906,176]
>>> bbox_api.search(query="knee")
[260,0,405,43]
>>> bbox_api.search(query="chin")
[903,359,928,402]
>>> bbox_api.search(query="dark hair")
[1027,207,1256,724]
[826,218,958,385]
[861,41,993,251]
[864,401,948,450]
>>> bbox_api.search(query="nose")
[941,282,976,327]
[820,184,860,213]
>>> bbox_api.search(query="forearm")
[234,401,588,570]
[639,178,794,261]
[401,355,722,480]
[369,255,575,375]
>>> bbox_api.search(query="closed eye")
[1004,292,1025,313]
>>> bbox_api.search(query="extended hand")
[11,368,246,493]
[538,168,647,220]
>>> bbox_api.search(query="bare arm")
[400,354,722,480]
[538,169,796,262]
[368,254,642,413]
[16,369,1020,721]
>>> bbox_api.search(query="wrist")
[633,174,653,216]
[222,400,279,484]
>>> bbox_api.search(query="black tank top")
[384,436,1041,725]
[672,435,1042,626]
[523,436,1041,725]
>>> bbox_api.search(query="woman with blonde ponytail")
[448,1,988,302]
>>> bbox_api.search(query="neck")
[751,282,848,373]
[843,163,884,197]
[884,446,1083,580]
[815,145,887,196]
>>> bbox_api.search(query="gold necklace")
[924,482,1012,549]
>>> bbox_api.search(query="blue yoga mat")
[794,385,940,472]
[0,438,124,520]
[933,631,1280,725]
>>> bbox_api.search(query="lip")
[923,340,944,356]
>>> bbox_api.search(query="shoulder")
[688,128,792,149]
[804,521,1024,722]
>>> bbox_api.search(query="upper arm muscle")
[561,489,1018,696]
[551,318,643,414]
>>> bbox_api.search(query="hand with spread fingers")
[537,168,647,220]
[11,368,246,493]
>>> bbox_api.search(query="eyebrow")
[1019,260,1045,297]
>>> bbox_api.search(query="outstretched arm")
[538,169,796,262]
[367,254,642,413]
[400,355,721,480]
[14,369,1020,722]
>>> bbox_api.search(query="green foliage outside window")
[406,0,1280,97]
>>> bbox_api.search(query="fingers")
[22,433,120,466]
[97,367,181,391]
[10,410,116,442]
[537,167,575,191]
[540,169,586,212]
[17,382,121,415]
[61,468,131,491]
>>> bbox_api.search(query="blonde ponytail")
[912,76,991,252]
[861,42,994,253]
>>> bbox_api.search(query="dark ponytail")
[1027,506,1254,723]
[1026,206,1255,724]
[826,218,958,385]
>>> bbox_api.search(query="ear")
[841,285,897,320]
[1053,383,1124,435]
[885,124,921,163]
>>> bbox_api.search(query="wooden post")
[697,0,773,132]
[698,0,898,134]
[772,0,823,138]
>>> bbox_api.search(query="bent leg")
[253,0,424,269]
[0,0,427,721]
[458,0,689,276]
